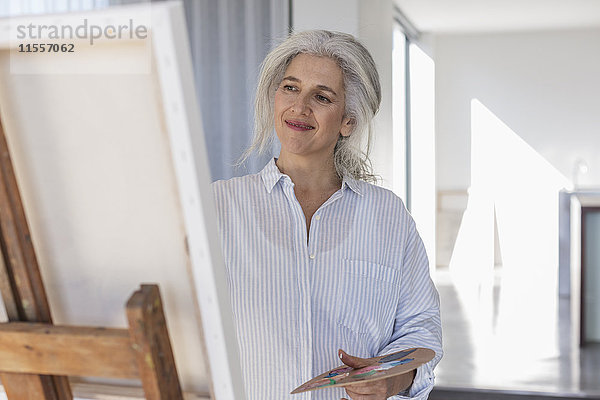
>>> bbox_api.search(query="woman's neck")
[275,154,341,194]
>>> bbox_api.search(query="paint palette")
[291,348,435,394]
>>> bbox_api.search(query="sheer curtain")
[184,0,289,180]
[1,0,290,181]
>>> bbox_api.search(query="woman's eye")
[282,85,297,91]
[316,94,331,103]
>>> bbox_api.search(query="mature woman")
[212,30,442,400]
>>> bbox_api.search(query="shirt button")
[314,214,321,220]
[309,254,315,259]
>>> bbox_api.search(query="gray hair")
[240,30,381,182]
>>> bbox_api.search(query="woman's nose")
[291,95,310,115]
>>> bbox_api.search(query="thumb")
[338,349,371,369]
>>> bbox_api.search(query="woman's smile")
[285,119,315,131]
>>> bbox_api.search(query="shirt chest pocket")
[336,260,401,338]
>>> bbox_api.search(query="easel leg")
[126,284,184,400]
[0,112,73,400]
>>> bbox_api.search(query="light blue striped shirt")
[212,159,442,399]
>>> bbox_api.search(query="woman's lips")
[285,120,315,131]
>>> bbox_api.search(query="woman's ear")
[340,117,355,137]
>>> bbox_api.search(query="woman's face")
[273,53,353,162]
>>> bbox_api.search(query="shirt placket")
[282,181,347,399]
[282,180,313,399]
[305,189,344,382]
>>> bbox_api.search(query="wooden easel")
[0,285,183,400]
[0,116,183,399]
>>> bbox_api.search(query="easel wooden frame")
[0,111,184,399]
[0,107,71,399]
[0,285,184,400]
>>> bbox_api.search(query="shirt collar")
[260,158,287,193]
[259,158,362,196]
[341,175,362,196]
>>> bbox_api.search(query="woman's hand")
[339,349,415,400]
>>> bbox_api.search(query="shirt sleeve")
[378,216,443,399]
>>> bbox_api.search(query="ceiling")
[394,0,600,33]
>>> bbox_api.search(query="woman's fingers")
[344,381,388,399]
[338,349,371,369]
[343,391,386,400]
[338,349,390,399]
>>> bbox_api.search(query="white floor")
[433,267,600,395]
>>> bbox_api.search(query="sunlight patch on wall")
[449,99,572,373]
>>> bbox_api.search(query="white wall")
[435,29,600,191]
[292,0,360,37]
